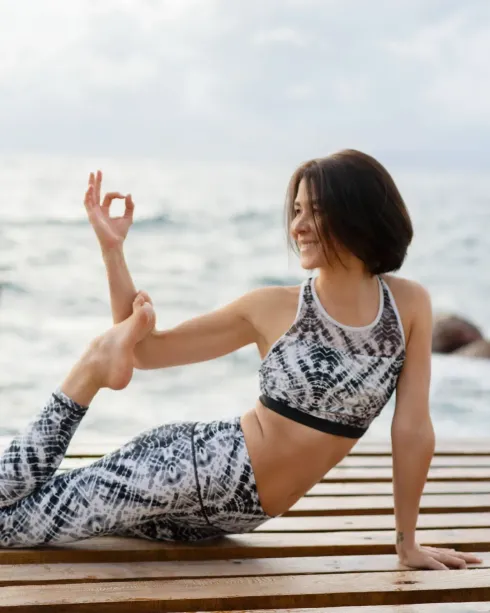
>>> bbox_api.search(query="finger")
[124,194,135,221]
[461,552,484,564]
[95,170,102,206]
[84,185,94,211]
[136,290,153,305]
[133,294,145,308]
[88,172,95,188]
[440,555,467,569]
[101,192,125,210]
[426,547,483,564]
[430,550,468,569]
[426,558,449,571]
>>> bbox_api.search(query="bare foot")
[60,295,155,406]
[88,295,156,390]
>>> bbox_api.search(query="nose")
[291,209,311,236]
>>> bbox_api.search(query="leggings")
[0,391,271,548]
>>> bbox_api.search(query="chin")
[299,255,321,270]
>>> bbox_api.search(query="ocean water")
[1,154,490,443]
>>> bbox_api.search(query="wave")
[0,281,27,295]
[0,213,178,228]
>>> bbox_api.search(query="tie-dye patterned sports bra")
[258,276,406,439]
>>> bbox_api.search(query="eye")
[293,206,301,217]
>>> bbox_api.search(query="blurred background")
[1,0,490,442]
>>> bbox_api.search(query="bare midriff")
[240,400,358,517]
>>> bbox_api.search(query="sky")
[1,0,490,166]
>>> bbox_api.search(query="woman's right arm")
[84,171,139,325]
[84,171,273,369]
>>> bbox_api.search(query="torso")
[240,274,411,517]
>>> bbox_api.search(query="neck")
[316,261,376,289]
[313,264,381,326]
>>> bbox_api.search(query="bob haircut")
[286,149,413,275]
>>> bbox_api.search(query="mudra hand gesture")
[84,170,135,252]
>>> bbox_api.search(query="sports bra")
[258,276,406,439]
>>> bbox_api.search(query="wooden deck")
[1,437,490,611]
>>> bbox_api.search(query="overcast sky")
[1,0,489,166]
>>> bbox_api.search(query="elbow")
[391,415,435,451]
[391,419,435,469]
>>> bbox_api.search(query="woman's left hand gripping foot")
[61,294,156,406]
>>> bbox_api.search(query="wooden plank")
[2,553,488,587]
[0,529,489,564]
[258,512,490,532]
[288,494,490,515]
[324,467,490,481]
[338,456,490,467]
[309,481,490,496]
[226,605,490,613]
[354,439,490,456]
[1,569,490,611]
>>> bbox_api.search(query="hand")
[398,544,482,570]
[84,170,135,252]
[134,290,156,332]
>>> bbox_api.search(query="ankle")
[60,345,104,406]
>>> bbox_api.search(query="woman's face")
[290,178,327,270]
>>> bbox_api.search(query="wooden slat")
[0,530,489,564]
[227,605,490,613]
[338,456,490,467]
[258,512,490,532]
[288,494,490,515]
[2,553,488,586]
[1,569,490,611]
[324,467,490,482]
[309,481,490,496]
[354,439,490,456]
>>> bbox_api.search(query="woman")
[0,150,480,571]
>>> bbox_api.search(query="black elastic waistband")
[259,395,366,439]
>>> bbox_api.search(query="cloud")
[0,0,489,165]
[252,27,308,48]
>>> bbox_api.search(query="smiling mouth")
[299,242,318,252]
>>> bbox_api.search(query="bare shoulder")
[381,275,432,342]
[241,284,301,318]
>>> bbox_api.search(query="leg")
[0,294,155,509]
[0,391,87,508]
[0,421,213,547]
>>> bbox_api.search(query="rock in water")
[432,314,483,353]
[454,339,490,359]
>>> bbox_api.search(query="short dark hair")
[286,149,413,275]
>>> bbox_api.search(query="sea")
[1,154,490,443]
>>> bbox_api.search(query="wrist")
[102,245,125,261]
[395,530,416,552]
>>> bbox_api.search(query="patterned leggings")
[0,391,271,548]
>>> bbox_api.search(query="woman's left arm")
[391,281,482,570]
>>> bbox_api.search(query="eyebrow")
[293,199,320,206]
